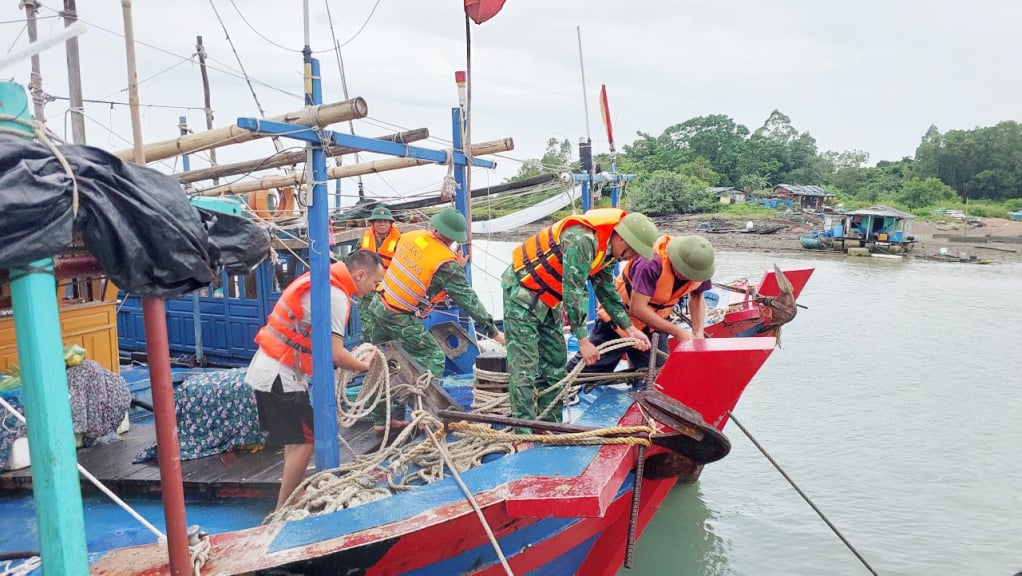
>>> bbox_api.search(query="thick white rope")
[0,556,41,576]
[0,395,165,540]
[424,426,513,576]
[471,338,642,420]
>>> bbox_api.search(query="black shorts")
[254,376,314,446]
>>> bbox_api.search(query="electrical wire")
[35,4,303,100]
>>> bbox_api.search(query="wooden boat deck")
[0,417,382,499]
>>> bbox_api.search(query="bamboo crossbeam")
[176,128,429,184]
[113,97,369,164]
[196,137,514,197]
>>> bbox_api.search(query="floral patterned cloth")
[134,368,266,463]
[0,361,131,468]
[0,394,24,470]
[67,360,132,446]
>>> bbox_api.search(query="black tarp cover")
[0,134,270,297]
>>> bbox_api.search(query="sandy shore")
[482,213,1022,264]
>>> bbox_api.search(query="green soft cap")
[367,205,395,221]
[431,207,468,243]
[614,212,658,259]
[666,235,715,281]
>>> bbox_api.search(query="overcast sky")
[3,0,1021,204]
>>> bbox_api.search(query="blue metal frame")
[237,57,492,471]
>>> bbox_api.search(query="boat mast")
[62,0,86,144]
[301,0,342,471]
[119,0,193,573]
[194,35,218,184]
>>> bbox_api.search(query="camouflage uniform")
[502,226,632,424]
[362,261,499,423]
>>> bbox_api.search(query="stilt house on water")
[800,204,917,254]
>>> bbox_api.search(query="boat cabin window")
[59,275,109,306]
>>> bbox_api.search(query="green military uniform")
[502,226,633,424]
[362,261,499,423]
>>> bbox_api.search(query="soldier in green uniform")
[361,208,504,432]
[501,208,658,426]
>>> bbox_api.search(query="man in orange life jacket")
[360,207,505,432]
[501,208,658,425]
[245,250,385,511]
[360,205,401,269]
[567,234,715,374]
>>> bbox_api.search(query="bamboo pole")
[177,127,429,184]
[194,35,218,183]
[113,97,368,163]
[196,137,514,197]
[62,0,86,144]
[23,0,46,123]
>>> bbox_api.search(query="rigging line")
[4,23,26,54]
[0,15,58,25]
[335,0,383,50]
[324,4,363,184]
[47,94,206,112]
[35,4,303,100]
[208,0,270,120]
[226,0,332,53]
[78,110,178,172]
[727,411,880,576]
[96,56,195,101]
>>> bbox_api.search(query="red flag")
[599,84,615,152]
[464,0,507,24]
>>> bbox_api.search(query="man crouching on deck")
[245,250,385,511]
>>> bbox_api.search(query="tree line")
[510,111,1022,216]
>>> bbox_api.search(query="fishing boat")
[0,4,816,574]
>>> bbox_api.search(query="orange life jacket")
[511,208,625,308]
[380,229,456,317]
[254,262,356,376]
[597,235,702,333]
[360,225,401,269]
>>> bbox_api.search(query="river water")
[471,242,1022,576]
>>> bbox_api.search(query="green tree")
[678,157,721,186]
[895,177,957,209]
[625,171,715,215]
[507,137,573,182]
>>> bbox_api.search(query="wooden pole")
[194,35,218,184]
[112,97,368,163]
[195,138,513,197]
[176,127,429,184]
[22,0,46,123]
[120,1,192,573]
[62,0,86,144]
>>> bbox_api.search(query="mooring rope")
[0,556,41,576]
[449,421,653,448]
[424,427,513,576]
[727,411,880,576]
[471,337,644,419]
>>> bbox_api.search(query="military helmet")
[666,235,715,281]
[431,207,468,243]
[367,205,395,221]
[613,212,658,259]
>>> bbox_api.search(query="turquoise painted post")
[10,260,89,573]
[2,80,88,573]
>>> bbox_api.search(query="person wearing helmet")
[360,207,505,433]
[360,205,402,269]
[501,208,658,426]
[569,234,715,374]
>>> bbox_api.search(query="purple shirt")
[627,256,712,297]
